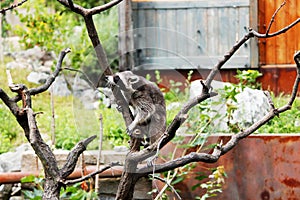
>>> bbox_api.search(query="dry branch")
[60,135,97,178]
[0,0,28,14]
[0,48,100,199]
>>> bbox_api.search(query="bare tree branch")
[57,0,124,17]
[205,17,300,88]
[26,107,60,179]
[10,48,71,103]
[60,135,97,178]
[0,47,99,198]
[253,18,300,38]
[29,48,71,96]
[0,89,19,115]
[64,163,122,185]
[152,175,182,200]
[265,0,286,35]
[56,0,87,15]
[0,0,28,14]
[137,151,221,174]
[87,0,124,16]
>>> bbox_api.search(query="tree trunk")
[115,161,140,200]
[42,178,61,200]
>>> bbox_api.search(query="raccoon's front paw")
[126,127,132,136]
[117,105,123,112]
[126,124,134,135]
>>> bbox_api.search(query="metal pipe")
[0,166,123,184]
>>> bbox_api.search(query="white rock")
[49,75,72,96]
[0,144,32,172]
[27,71,49,84]
[231,87,271,128]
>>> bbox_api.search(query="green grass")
[0,56,127,153]
[256,94,300,133]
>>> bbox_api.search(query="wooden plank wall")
[130,0,253,69]
[258,0,300,65]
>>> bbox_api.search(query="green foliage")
[1,0,14,37]
[21,175,97,200]
[1,0,15,8]
[101,105,129,147]
[198,166,227,200]
[73,0,111,9]
[12,0,118,70]
[235,69,262,89]
[257,94,300,133]
[21,175,44,200]
[14,0,67,50]
[0,107,22,153]
[60,182,98,200]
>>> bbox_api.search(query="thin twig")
[95,114,104,194]
[264,91,275,110]
[265,0,287,35]
[50,87,56,148]
[64,163,121,185]
[10,48,71,103]
[0,0,28,14]
[152,174,182,200]
[6,69,14,87]
[62,67,100,92]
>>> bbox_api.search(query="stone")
[71,76,102,109]
[230,87,271,128]
[113,146,128,152]
[0,144,32,173]
[188,79,271,132]
[6,61,31,69]
[16,46,45,61]
[3,37,21,53]
[27,71,49,84]
[49,75,72,96]
[21,150,127,172]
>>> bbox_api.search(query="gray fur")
[107,71,166,144]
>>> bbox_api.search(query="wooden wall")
[128,0,255,70]
[258,0,300,65]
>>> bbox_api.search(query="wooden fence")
[119,0,258,70]
[258,0,300,66]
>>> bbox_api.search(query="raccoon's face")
[107,71,141,93]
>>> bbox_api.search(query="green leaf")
[21,175,36,183]
[172,176,185,185]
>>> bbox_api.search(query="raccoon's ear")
[129,76,139,84]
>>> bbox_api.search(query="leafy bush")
[13,0,118,71]
[235,69,262,89]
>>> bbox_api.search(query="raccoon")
[107,71,166,145]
